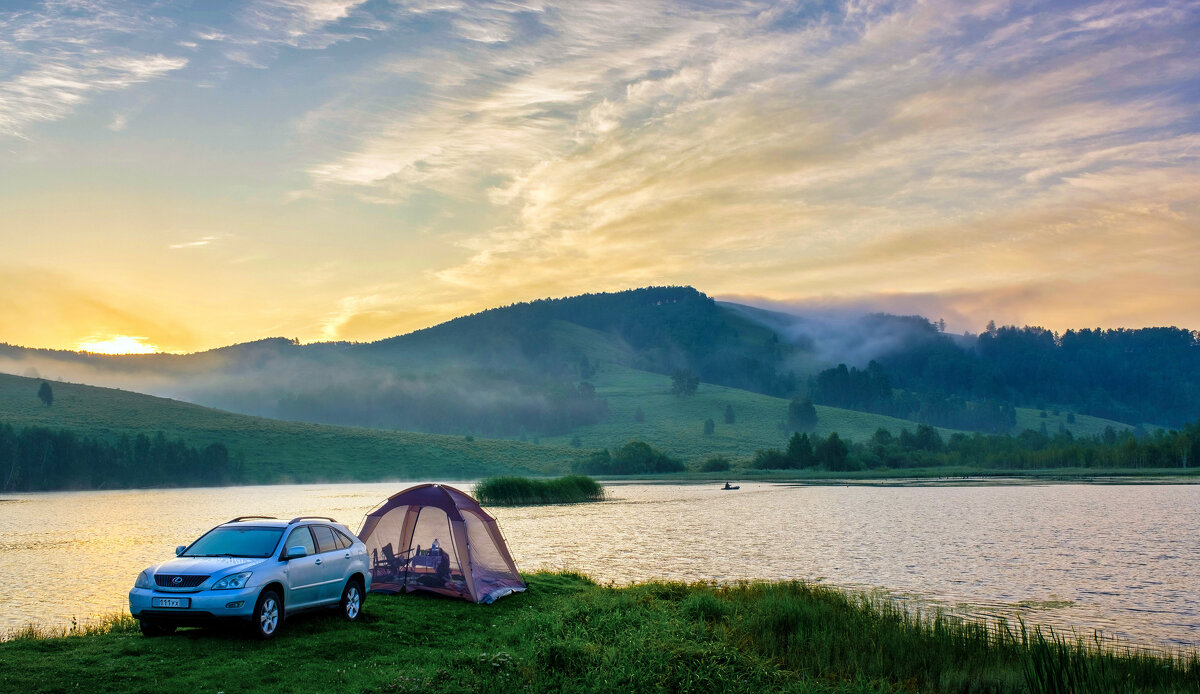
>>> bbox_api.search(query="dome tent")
[357,484,526,604]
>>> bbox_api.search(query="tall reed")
[474,475,605,506]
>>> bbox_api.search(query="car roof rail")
[288,516,339,524]
[226,516,279,523]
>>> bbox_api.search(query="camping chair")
[377,545,411,578]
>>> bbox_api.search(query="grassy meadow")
[1,572,1195,693]
[0,373,582,483]
[0,366,1145,488]
[541,364,1136,462]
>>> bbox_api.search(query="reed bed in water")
[721,580,1200,693]
[473,475,605,505]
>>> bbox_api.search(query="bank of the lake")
[614,465,1200,484]
[1,573,1196,694]
[4,482,1199,648]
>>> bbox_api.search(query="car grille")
[154,574,209,588]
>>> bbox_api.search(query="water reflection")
[0,482,1196,650]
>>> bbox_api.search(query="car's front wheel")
[138,619,176,637]
[250,589,282,639]
[340,578,363,621]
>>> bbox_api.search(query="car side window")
[312,525,337,554]
[334,529,354,549]
[284,527,316,557]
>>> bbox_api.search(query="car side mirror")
[176,545,186,556]
[284,545,307,560]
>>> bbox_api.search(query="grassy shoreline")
[601,466,1200,485]
[2,573,1196,693]
[2,467,1197,498]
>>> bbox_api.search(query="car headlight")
[212,572,252,590]
[134,570,153,589]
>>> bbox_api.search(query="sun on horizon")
[76,335,161,355]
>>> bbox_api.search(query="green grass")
[1012,407,1135,438]
[1,573,1195,693]
[2,370,1168,489]
[542,365,1138,466]
[0,372,584,483]
[474,475,605,505]
[542,364,950,463]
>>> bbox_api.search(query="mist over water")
[1,482,1197,651]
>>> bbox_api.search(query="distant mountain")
[2,285,1194,434]
[0,287,797,437]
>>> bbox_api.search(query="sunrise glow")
[0,1,1197,351]
[76,336,161,355]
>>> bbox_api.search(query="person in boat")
[722,482,732,490]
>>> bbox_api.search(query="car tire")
[250,588,283,639]
[340,578,364,621]
[138,619,176,637]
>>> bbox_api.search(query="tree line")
[809,361,1017,433]
[748,421,1200,472]
[878,322,1200,428]
[0,422,242,492]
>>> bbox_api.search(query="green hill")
[0,368,947,484]
[0,373,581,484]
[1010,407,1137,439]
[538,364,1133,461]
[2,359,1139,490]
[0,286,1153,442]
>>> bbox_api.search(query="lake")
[1,481,1197,650]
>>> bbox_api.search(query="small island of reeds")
[474,475,605,506]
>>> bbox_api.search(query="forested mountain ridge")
[871,323,1200,428]
[0,287,797,437]
[1,285,1196,435]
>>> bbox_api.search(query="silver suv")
[128,516,371,638]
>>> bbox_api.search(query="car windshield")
[183,527,284,558]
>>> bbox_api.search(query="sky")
[1,0,1198,354]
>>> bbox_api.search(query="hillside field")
[1,367,1139,486]
[0,373,578,483]
[541,364,1135,461]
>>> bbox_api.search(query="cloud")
[724,266,1200,337]
[3,0,1198,350]
[0,1,189,137]
[293,0,1198,324]
[237,0,371,44]
[168,236,220,250]
[0,54,187,137]
[317,284,480,342]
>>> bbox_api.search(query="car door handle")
[314,558,322,565]
[344,553,351,559]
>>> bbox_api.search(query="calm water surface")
[1,482,1197,650]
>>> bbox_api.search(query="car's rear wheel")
[138,619,176,637]
[340,578,363,621]
[250,589,282,639]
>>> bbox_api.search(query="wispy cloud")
[168,236,221,250]
[2,0,1198,350]
[0,1,189,137]
[0,0,381,138]
[301,0,1199,330]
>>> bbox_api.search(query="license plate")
[151,597,190,609]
